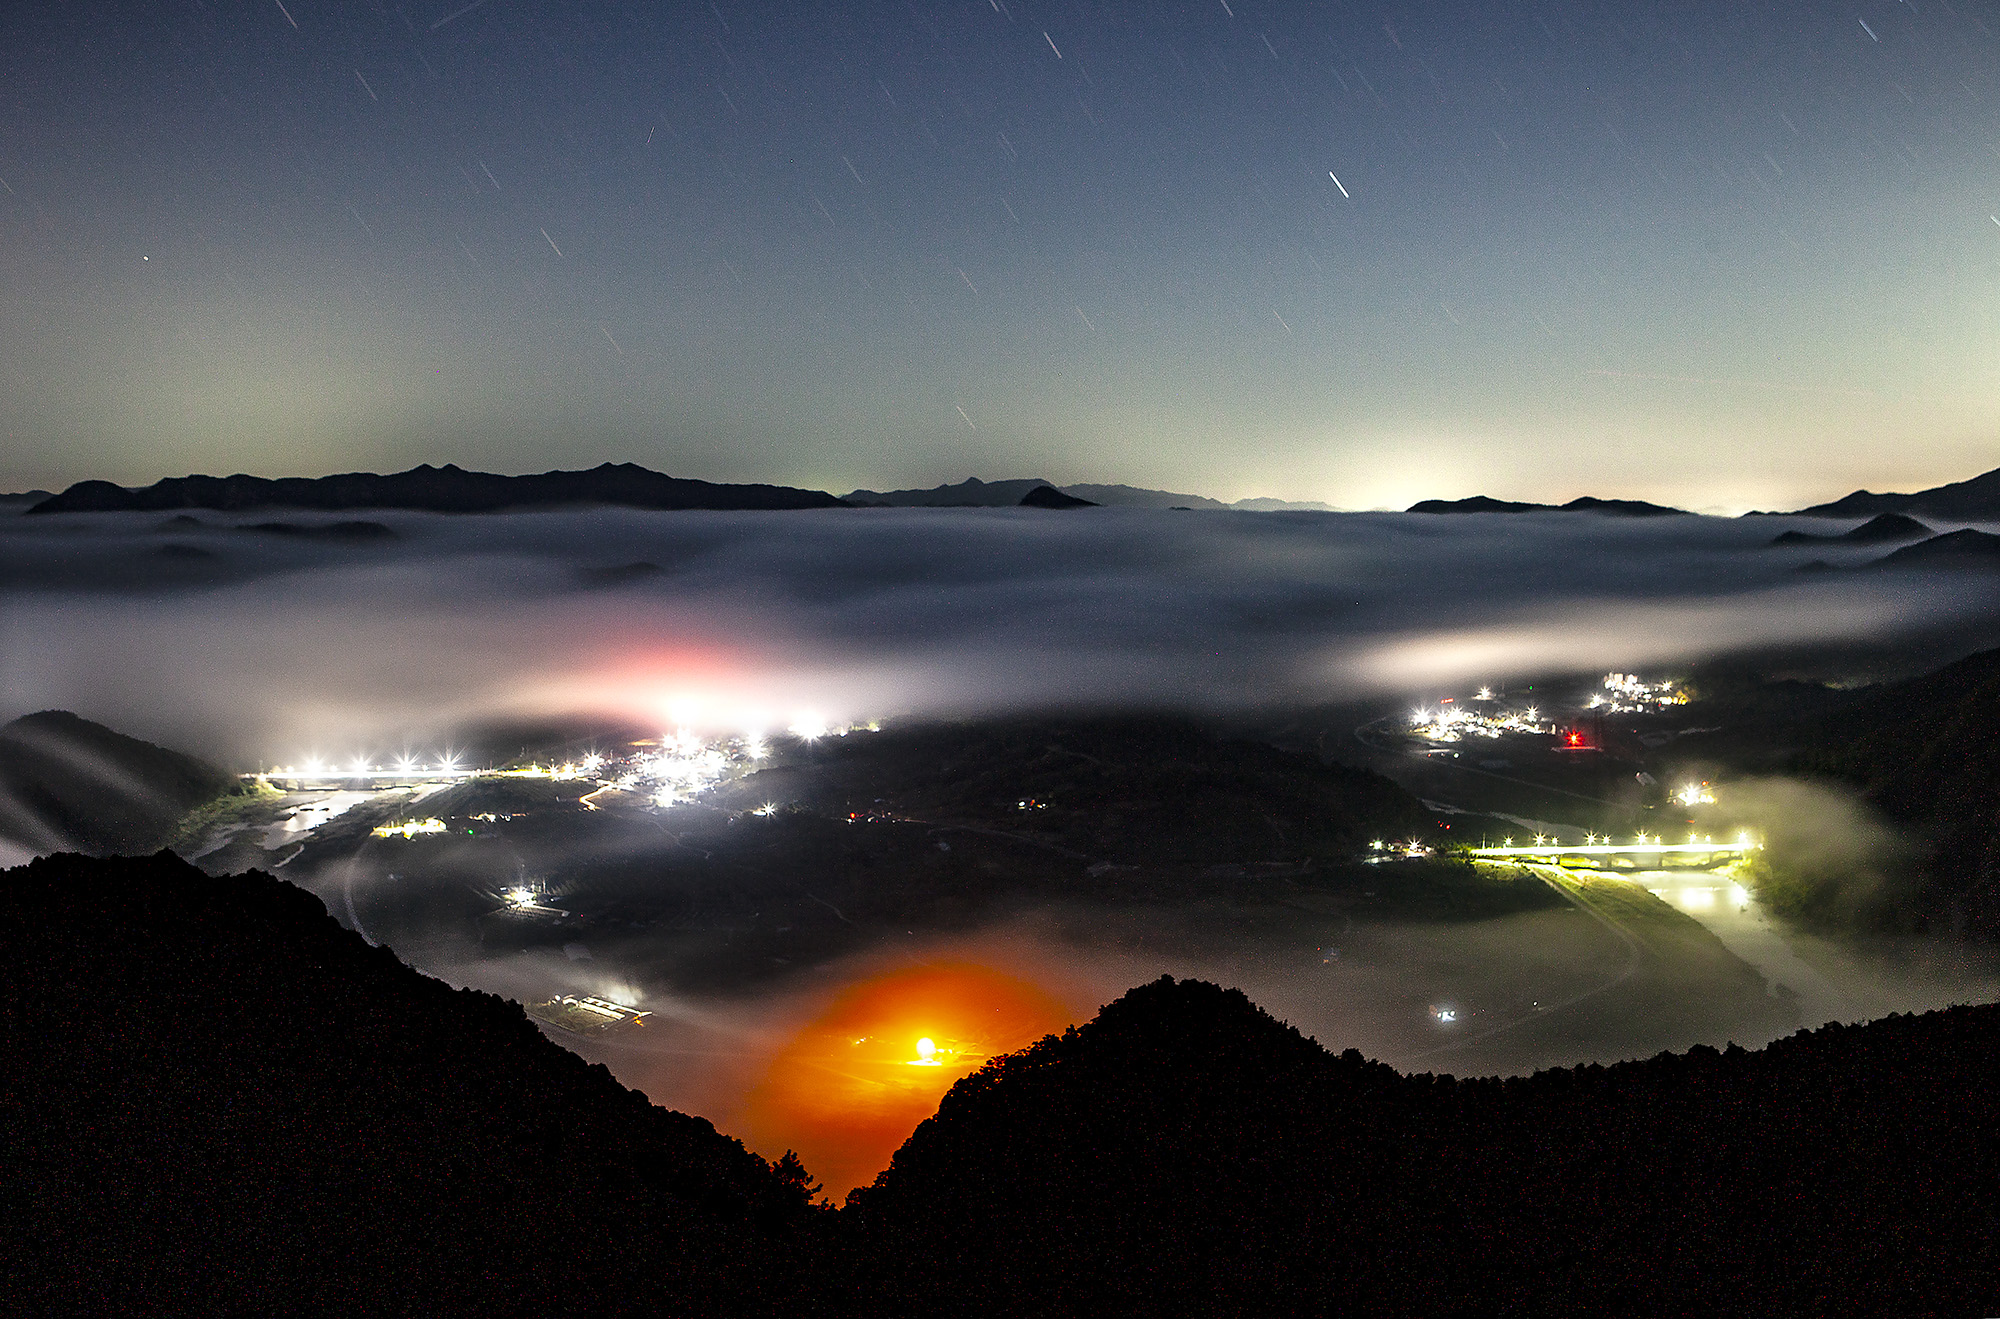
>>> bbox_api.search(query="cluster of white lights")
[1490,830,1756,851]
[266,752,468,781]
[500,882,566,916]
[371,817,447,839]
[1673,782,1717,807]
[784,716,879,743]
[639,731,733,807]
[1587,672,1689,713]
[620,718,870,808]
[266,713,879,812]
[1409,693,1552,743]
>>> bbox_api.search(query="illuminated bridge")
[1470,836,1758,870]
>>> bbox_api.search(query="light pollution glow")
[739,963,1073,1199]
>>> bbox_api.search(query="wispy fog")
[3,505,1997,761]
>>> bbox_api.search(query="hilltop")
[1768,511,1932,546]
[0,711,235,857]
[847,975,2000,1316]
[1869,527,2000,570]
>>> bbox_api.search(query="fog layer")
[3,505,1996,760]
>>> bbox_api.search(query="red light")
[1568,732,1581,744]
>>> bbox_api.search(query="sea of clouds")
[2,503,1996,763]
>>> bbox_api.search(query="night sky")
[5,0,1997,509]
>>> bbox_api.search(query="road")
[1402,863,1644,1063]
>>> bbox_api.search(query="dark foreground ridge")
[6,852,1996,1316]
[0,851,819,1316]
[848,975,1999,1317]
[27,461,847,514]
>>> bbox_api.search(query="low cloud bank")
[1709,777,1913,923]
[2,506,1996,763]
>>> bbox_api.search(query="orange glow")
[740,962,1072,1199]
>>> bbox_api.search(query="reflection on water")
[1644,868,1855,1023]
[739,962,1072,1199]
[261,790,381,848]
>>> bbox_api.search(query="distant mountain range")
[15,461,1999,521]
[841,477,1336,511]
[1408,465,2000,522]
[27,462,847,515]
[21,467,1328,516]
[1789,465,2000,521]
[1406,494,1692,516]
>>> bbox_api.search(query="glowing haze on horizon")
[3,2,1998,511]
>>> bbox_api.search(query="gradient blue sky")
[3,0,1996,509]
